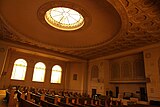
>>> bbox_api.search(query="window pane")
[11,59,27,80]
[51,65,62,83]
[32,62,46,82]
[45,7,84,31]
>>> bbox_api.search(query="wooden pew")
[19,98,41,107]
[41,100,62,107]
[70,103,87,107]
[57,102,75,107]
[30,93,41,104]
[8,89,17,106]
[70,97,91,107]
[99,99,105,106]
[4,89,10,103]
[45,95,55,103]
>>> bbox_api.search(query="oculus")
[45,7,84,31]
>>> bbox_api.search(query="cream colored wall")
[88,60,107,96]
[88,53,146,98]
[66,62,88,94]
[104,60,110,95]
[0,47,88,94]
[143,47,160,101]
[0,49,66,90]
[108,53,146,96]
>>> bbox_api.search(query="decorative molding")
[109,80,146,84]
[0,0,160,60]
[0,18,13,39]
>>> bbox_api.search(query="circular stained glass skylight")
[45,7,84,31]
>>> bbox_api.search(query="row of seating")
[6,86,105,107]
[28,92,104,107]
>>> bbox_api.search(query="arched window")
[11,59,27,80]
[51,65,62,83]
[32,62,46,82]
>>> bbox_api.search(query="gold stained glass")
[51,65,62,83]
[32,62,46,82]
[11,59,27,80]
[45,7,84,31]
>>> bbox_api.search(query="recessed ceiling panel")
[0,0,121,49]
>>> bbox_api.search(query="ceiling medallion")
[45,7,84,31]
[38,1,90,32]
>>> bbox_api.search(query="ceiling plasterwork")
[0,0,122,49]
[68,0,160,59]
[0,0,160,60]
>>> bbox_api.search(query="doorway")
[140,87,147,101]
[116,86,119,98]
[92,89,97,98]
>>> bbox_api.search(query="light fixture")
[45,7,84,31]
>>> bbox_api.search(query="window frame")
[11,58,27,81]
[32,62,46,82]
[50,65,62,84]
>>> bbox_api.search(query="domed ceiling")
[0,0,160,60]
